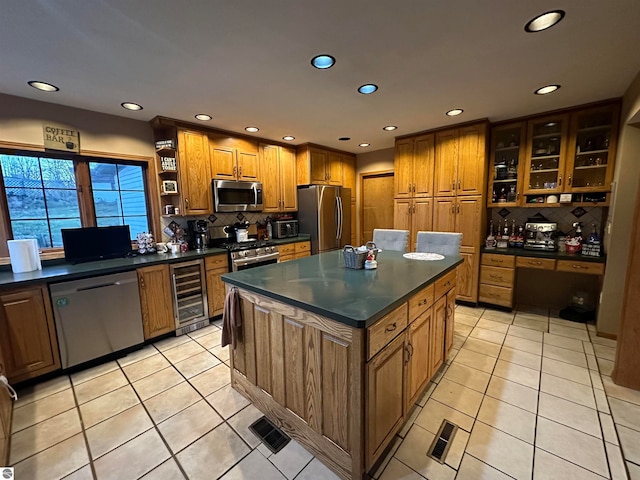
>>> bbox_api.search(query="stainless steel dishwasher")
[50,271,144,369]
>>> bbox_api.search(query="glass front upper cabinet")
[523,114,569,195]
[566,104,620,192]
[488,122,526,207]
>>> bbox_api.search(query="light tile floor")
[9,306,640,479]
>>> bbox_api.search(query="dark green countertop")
[222,250,463,329]
[269,234,310,245]
[0,248,227,288]
[481,247,606,263]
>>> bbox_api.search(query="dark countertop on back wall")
[222,249,463,329]
[0,235,312,288]
[481,247,606,263]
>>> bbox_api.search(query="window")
[0,155,81,248]
[89,162,149,235]
[0,153,151,249]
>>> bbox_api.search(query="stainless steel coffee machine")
[524,221,558,251]
[187,220,209,250]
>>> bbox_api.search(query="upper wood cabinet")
[297,144,346,186]
[259,144,298,213]
[434,123,487,197]
[138,264,175,340]
[394,134,434,198]
[0,285,60,383]
[178,130,213,215]
[342,154,357,200]
[488,122,527,207]
[210,139,260,182]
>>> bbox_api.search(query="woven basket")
[343,242,378,269]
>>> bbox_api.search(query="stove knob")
[265,247,272,253]
[255,248,263,255]
[238,250,247,257]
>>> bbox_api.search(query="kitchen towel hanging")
[7,239,42,273]
[222,287,243,348]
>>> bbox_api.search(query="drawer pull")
[528,261,542,265]
[490,258,503,263]
[489,274,503,280]
[385,323,397,333]
[487,293,500,298]
[418,299,428,306]
[444,281,451,287]
[572,264,587,269]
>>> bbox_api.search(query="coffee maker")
[187,220,209,250]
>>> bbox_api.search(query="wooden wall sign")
[43,124,80,152]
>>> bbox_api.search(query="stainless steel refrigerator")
[297,185,351,254]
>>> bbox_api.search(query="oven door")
[231,251,280,271]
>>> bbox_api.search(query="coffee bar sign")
[43,124,80,152]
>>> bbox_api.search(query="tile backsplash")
[489,206,606,247]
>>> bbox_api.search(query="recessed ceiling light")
[525,10,565,32]
[245,126,259,133]
[28,81,59,92]
[282,136,295,141]
[535,85,561,95]
[121,102,143,111]
[359,143,370,148]
[311,55,335,69]
[358,84,378,94]
[446,109,464,116]
[195,114,212,121]
[383,125,398,131]
[338,137,351,141]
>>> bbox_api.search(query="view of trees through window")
[0,154,149,249]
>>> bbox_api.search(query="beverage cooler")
[170,260,209,335]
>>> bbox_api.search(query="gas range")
[211,238,280,271]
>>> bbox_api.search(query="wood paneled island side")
[222,250,461,479]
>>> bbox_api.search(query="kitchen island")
[222,250,462,480]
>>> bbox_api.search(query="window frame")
[0,145,158,258]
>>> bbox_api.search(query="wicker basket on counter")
[343,242,379,269]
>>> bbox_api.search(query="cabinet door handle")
[458,180,461,190]
[456,204,460,214]
[185,198,190,210]
[139,275,145,289]
[452,180,456,191]
[408,183,412,193]
[568,175,572,186]
[412,183,416,193]
[233,165,237,177]
[451,204,455,214]
[559,175,563,186]
[239,165,242,177]
[385,322,397,333]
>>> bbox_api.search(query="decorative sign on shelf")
[155,139,176,150]
[43,124,80,152]
[160,156,177,172]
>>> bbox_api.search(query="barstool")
[372,229,410,252]
[415,231,462,256]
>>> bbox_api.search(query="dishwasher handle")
[76,281,123,292]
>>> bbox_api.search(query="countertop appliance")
[273,219,298,239]
[61,225,132,263]
[297,185,351,254]
[50,271,144,369]
[212,179,263,212]
[188,219,209,250]
[210,226,279,271]
[524,221,558,251]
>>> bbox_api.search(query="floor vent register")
[249,416,291,454]
[427,420,458,463]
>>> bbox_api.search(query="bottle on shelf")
[508,220,518,248]
[507,159,517,179]
[515,225,525,248]
[496,220,509,249]
[485,220,497,250]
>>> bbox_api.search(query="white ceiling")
[1,1,639,153]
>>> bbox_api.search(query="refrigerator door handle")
[336,196,343,243]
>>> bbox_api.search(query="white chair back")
[372,229,410,252]
[415,231,462,256]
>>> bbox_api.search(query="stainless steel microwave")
[212,180,263,212]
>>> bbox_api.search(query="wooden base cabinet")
[0,285,60,383]
[227,268,457,480]
[0,341,13,465]
[205,254,229,318]
[138,265,175,340]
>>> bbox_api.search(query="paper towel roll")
[7,239,42,273]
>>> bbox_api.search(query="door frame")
[359,170,394,247]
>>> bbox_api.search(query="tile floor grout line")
[69,367,100,480]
